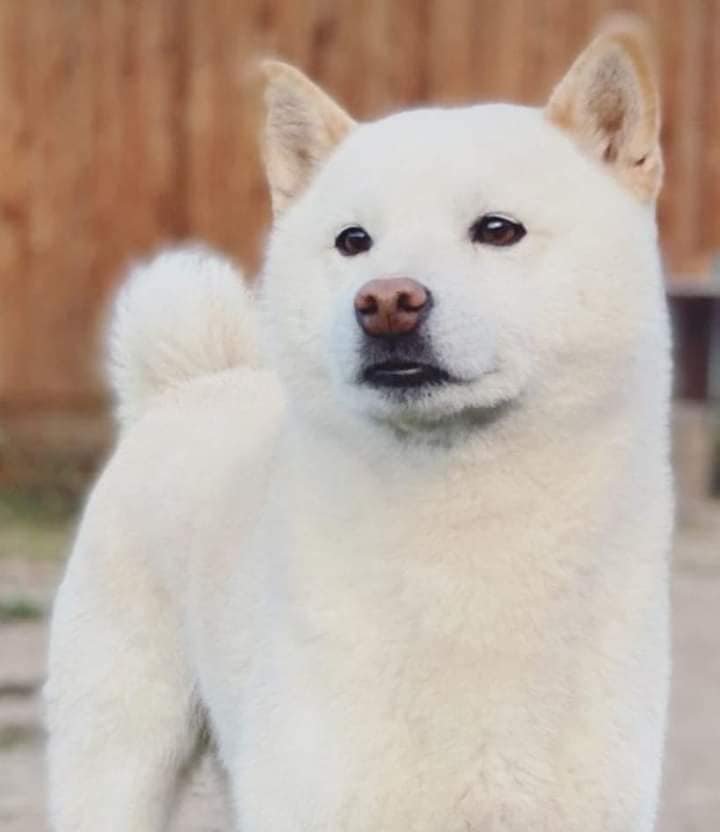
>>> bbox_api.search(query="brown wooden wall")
[0,0,718,413]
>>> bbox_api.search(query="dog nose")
[354,278,432,337]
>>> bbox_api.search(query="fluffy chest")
[242,483,606,735]
[202,436,668,832]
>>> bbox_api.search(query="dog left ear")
[546,15,662,201]
[261,61,356,215]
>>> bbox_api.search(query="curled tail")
[107,245,258,427]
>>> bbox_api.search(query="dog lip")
[361,360,453,389]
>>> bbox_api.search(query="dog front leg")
[45,538,203,831]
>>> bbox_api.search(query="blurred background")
[0,1,717,830]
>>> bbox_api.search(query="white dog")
[46,17,673,832]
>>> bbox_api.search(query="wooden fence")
[0,0,718,414]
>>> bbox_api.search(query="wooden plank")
[522,0,575,105]
[0,0,104,403]
[657,0,706,275]
[0,1,31,401]
[699,0,720,257]
[184,0,271,270]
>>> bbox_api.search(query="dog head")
[258,17,666,439]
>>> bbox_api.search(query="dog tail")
[107,244,258,428]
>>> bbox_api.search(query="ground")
[0,404,718,831]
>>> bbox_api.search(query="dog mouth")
[362,360,452,389]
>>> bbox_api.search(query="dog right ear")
[546,15,663,201]
[261,61,356,216]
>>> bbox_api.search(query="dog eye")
[335,226,373,256]
[470,214,526,247]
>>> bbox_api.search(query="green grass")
[0,597,45,622]
[0,486,76,562]
[0,485,81,527]
[711,414,720,497]
[0,722,40,750]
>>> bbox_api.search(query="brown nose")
[354,278,432,337]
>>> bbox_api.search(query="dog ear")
[546,15,662,201]
[261,61,356,215]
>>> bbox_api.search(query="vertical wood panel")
[658,0,706,272]
[0,2,31,399]
[185,0,267,267]
[699,0,720,256]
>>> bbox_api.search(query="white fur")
[108,244,258,427]
[46,57,672,832]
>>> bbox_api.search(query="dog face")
[259,19,665,435]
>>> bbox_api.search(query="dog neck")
[282,383,667,525]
